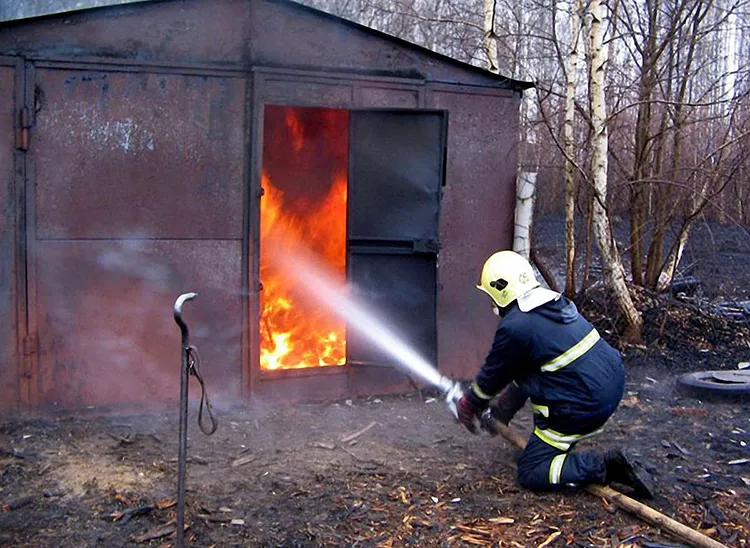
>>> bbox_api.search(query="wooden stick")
[490,421,728,548]
[340,421,378,444]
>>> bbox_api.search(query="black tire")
[677,370,750,402]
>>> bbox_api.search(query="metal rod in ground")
[174,292,198,548]
[489,420,727,548]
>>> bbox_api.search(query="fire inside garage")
[260,105,350,371]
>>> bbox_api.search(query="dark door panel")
[347,110,446,370]
[348,110,446,242]
[347,253,437,367]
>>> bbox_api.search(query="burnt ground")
[2,218,750,548]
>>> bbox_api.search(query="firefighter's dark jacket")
[468,295,625,434]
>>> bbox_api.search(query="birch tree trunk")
[587,0,643,341]
[483,0,499,73]
[513,172,536,260]
[564,0,582,297]
[656,175,712,291]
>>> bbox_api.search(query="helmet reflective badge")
[476,250,559,312]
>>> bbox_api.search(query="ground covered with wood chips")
[2,219,750,547]
[1,346,749,547]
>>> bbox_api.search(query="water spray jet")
[273,250,464,415]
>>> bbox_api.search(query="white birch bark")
[513,171,536,260]
[587,0,643,339]
[564,0,582,296]
[657,230,690,291]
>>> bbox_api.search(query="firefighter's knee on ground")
[516,455,547,491]
[516,467,536,491]
[516,467,554,492]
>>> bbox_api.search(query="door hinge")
[16,106,31,151]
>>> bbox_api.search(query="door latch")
[412,239,441,253]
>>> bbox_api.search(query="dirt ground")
[2,218,750,548]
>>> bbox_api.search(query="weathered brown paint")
[28,68,246,408]
[0,0,529,412]
[0,61,18,410]
[33,69,245,240]
[0,0,250,66]
[429,86,520,380]
[35,240,243,407]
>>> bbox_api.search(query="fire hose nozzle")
[438,378,498,435]
[439,377,463,419]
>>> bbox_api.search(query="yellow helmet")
[476,250,540,310]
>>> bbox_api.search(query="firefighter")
[456,250,653,498]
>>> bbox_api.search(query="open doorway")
[260,105,349,371]
[258,104,447,377]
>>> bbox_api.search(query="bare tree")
[587,0,644,340]
[563,0,583,298]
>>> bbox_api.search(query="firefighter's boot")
[604,449,654,499]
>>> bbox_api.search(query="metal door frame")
[250,72,448,397]
[249,68,426,392]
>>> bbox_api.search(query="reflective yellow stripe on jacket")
[470,381,494,401]
[540,329,600,373]
[531,403,549,417]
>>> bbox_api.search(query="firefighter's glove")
[489,384,527,426]
[457,394,482,434]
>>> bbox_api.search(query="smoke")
[40,238,244,411]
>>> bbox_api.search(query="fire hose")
[439,385,727,548]
[173,293,218,548]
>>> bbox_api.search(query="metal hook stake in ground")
[173,292,198,548]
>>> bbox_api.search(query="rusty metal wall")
[0,60,18,410]
[0,0,525,411]
[34,70,245,239]
[35,241,243,407]
[30,68,246,408]
[429,86,519,381]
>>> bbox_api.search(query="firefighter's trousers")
[516,431,607,491]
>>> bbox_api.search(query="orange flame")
[259,106,348,370]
